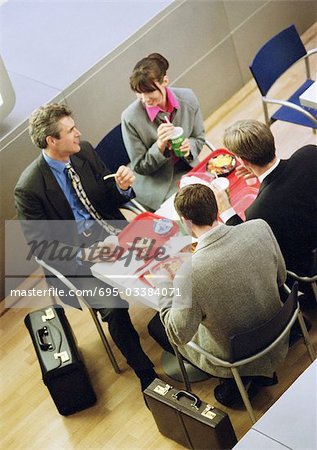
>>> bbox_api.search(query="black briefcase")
[24,305,97,416]
[144,379,237,450]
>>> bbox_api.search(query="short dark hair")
[129,53,169,93]
[29,103,72,149]
[174,184,218,226]
[223,120,276,166]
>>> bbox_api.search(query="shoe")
[214,378,260,407]
[251,372,278,386]
[136,369,158,391]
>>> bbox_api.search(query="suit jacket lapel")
[71,153,102,206]
[38,156,74,220]
[71,154,94,185]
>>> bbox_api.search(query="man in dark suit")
[14,103,156,390]
[213,120,317,305]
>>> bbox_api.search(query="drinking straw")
[164,115,171,124]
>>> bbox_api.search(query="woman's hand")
[157,123,174,152]
[179,138,191,157]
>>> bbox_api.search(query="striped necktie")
[65,163,121,236]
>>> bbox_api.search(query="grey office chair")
[176,283,315,424]
[35,257,120,374]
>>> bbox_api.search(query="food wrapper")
[143,253,190,286]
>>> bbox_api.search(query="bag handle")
[172,390,202,409]
[36,326,54,351]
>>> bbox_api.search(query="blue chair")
[95,124,130,173]
[95,124,147,214]
[249,24,317,130]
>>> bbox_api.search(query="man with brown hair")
[154,184,288,406]
[15,103,157,391]
[215,120,317,305]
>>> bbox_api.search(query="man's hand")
[81,236,119,263]
[235,164,254,180]
[115,165,135,190]
[211,184,232,214]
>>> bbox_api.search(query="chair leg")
[297,310,316,362]
[311,282,317,302]
[262,101,271,127]
[231,368,256,424]
[171,343,192,392]
[88,308,121,374]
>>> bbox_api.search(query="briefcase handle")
[36,326,54,351]
[172,390,202,409]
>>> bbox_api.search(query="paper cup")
[180,175,210,189]
[169,127,184,157]
[210,177,229,191]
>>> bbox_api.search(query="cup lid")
[169,126,183,139]
[210,177,229,191]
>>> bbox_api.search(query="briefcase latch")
[54,351,70,363]
[201,404,216,420]
[154,384,172,396]
[41,308,55,322]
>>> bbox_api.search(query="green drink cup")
[169,126,185,157]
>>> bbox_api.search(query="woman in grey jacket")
[121,53,205,211]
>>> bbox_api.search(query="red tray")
[183,149,260,220]
[118,212,179,258]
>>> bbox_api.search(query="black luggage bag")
[144,379,237,450]
[24,305,97,415]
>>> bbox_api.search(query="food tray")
[142,253,189,287]
[118,212,179,259]
[183,148,260,220]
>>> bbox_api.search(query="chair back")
[95,124,130,172]
[35,256,82,308]
[35,258,121,373]
[230,283,298,363]
[249,24,307,96]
